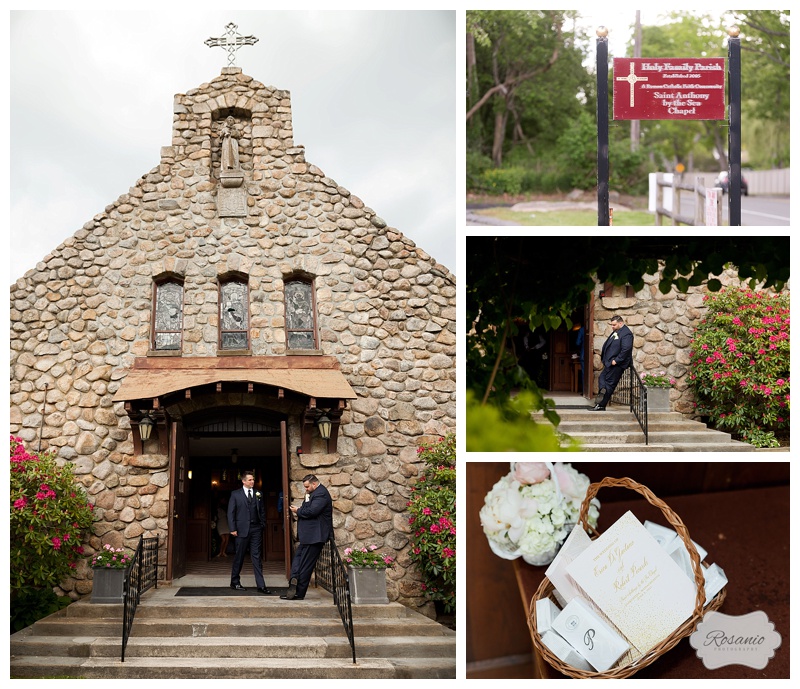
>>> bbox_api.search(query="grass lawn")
[471,207,656,226]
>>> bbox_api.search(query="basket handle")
[577,476,707,618]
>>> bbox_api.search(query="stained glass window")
[285,279,317,350]
[153,281,183,351]
[220,279,249,350]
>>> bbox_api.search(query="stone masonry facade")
[9,68,456,616]
[593,268,781,415]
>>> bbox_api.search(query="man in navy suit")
[591,315,633,411]
[228,470,270,594]
[281,474,333,600]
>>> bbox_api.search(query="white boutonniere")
[613,333,619,340]
[255,491,262,498]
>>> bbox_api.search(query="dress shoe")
[230,583,247,591]
[285,577,298,598]
[594,389,606,405]
[589,404,605,412]
[257,587,272,595]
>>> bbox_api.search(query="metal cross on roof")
[205,22,259,67]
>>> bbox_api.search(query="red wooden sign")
[613,58,726,120]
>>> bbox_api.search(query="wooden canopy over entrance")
[112,356,357,455]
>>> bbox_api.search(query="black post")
[728,29,742,226]
[597,31,610,226]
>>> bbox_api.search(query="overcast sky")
[9,10,456,278]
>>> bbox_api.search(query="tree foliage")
[688,289,789,446]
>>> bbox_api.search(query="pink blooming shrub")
[10,436,95,597]
[689,289,789,447]
[407,434,456,614]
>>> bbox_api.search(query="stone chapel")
[9,66,456,615]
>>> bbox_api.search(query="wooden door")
[167,421,189,580]
[281,420,291,579]
[549,329,572,391]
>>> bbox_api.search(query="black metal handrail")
[315,536,356,663]
[611,363,648,445]
[121,535,159,662]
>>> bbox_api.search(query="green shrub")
[467,150,494,191]
[480,167,527,195]
[688,288,789,444]
[407,435,456,614]
[10,436,94,627]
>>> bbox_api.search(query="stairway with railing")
[315,536,356,663]
[610,363,648,444]
[121,535,159,661]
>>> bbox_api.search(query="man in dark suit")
[228,470,270,594]
[591,315,633,411]
[281,474,333,601]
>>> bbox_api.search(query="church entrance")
[167,407,291,581]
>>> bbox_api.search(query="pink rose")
[511,462,550,485]
[551,463,590,500]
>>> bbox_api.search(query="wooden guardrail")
[654,173,722,226]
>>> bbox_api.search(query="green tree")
[467,10,589,168]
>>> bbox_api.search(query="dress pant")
[598,363,626,407]
[290,542,324,598]
[230,524,266,588]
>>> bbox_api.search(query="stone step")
[578,443,757,452]
[9,655,397,679]
[31,615,445,639]
[11,633,454,660]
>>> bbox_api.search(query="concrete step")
[10,588,455,679]
[9,655,397,679]
[578,443,757,452]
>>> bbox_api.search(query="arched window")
[219,278,249,350]
[152,279,184,351]
[285,278,318,350]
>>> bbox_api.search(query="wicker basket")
[527,476,727,679]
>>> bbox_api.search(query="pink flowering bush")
[689,289,789,447]
[407,434,456,614]
[10,436,94,630]
[342,544,394,570]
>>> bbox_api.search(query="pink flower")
[422,507,432,515]
[443,547,455,558]
[13,497,27,509]
[52,537,62,550]
[511,462,550,485]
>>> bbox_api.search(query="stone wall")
[9,68,455,616]
[593,269,782,415]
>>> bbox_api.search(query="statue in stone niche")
[220,116,241,170]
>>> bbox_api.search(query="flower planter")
[91,566,128,604]
[646,386,671,413]
[347,566,389,604]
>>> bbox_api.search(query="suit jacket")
[295,483,333,545]
[227,487,266,538]
[600,325,633,368]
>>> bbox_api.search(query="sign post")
[597,28,610,226]
[727,27,742,226]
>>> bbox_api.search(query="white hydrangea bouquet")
[480,462,600,565]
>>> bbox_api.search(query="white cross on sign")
[616,63,649,107]
[205,23,259,67]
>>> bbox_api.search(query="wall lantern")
[188,470,193,480]
[317,414,332,440]
[139,415,155,441]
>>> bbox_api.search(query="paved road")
[677,194,789,226]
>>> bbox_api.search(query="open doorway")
[171,408,290,579]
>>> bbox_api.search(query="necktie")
[248,489,252,501]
